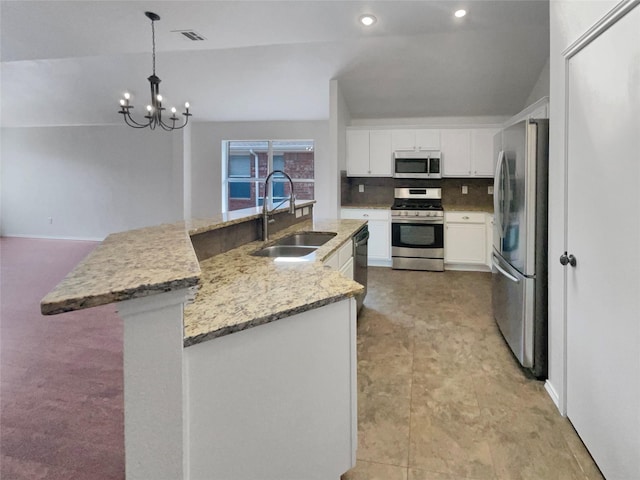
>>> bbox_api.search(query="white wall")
[0,126,183,240]
[349,115,508,127]
[190,120,333,220]
[525,57,550,108]
[330,79,351,176]
[547,0,618,413]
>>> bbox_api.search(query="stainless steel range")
[391,187,444,271]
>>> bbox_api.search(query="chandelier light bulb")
[120,99,126,106]
[171,107,177,114]
[184,102,190,109]
[146,105,153,112]
[156,94,163,102]
[124,92,130,100]
[454,9,467,18]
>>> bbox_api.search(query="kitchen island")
[41,205,365,480]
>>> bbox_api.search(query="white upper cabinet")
[441,129,472,176]
[392,129,440,151]
[442,128,500,178]
[346,129,392,177]
[471,128,501,177]
[369,130,393,175]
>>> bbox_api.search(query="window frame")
[223,139,314,212]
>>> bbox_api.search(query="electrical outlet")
[488,185,494,195]
[462,185,468,195]
[358,184,365,193]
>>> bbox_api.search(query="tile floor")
[342,267,603,480]
[2,239,603,480]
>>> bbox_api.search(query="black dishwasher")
[353,225,369,312]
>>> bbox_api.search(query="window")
[223,140,314,212]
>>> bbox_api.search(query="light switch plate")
[359,184,365,193]
[488,185,494,195]
[462,185,468,194]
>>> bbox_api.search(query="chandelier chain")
[151,18,156,76]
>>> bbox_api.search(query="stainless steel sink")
[252,245,318,258]
[274,232,337,247]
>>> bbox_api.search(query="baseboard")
[445,263,491,272]
[545,380,565,415]
[368,259,392,268]
[1,233,103,242]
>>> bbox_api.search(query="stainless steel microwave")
[393,151,442,179]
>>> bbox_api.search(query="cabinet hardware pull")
[462,216,469,220]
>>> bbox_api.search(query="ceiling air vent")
[173,30,206,41]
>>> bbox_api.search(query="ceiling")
[0,0,549,127]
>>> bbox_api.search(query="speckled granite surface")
[183,219,366,346]
[40,223,200,315]
[41,209,365,347]
[341,204,391,210]
[40,202,315,315]
[443,205,494,213]
[185,200,315,236]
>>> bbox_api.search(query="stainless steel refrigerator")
[492,119,548,379]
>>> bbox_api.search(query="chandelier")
[118,12,191,130]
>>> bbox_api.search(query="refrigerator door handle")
[502,152,512,238]
[493,257,521,284]
[494,150,505,236]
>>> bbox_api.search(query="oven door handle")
[391,218,444,224]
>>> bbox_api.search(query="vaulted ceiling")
[0,0,549,127]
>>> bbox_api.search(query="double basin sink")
[252,232,337,258]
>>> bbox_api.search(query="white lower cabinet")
[486,214,494,267]
[325,237,354,280]
[444,212,489,270]
[340,208,391,266]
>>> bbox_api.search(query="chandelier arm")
[122,111,153,129]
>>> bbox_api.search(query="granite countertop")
[41,207,365,348]
[40,222,201,315]
[340,204,391,210]
[443,205,494,213]
[40,201,315,315]
[183,218,366,346]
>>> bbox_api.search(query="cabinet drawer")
[445,212,486,223]
[341,208,389,221]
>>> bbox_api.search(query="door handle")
[559,252,577,267]
[493,258,520,283]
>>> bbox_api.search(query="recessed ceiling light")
[359,14,377,27]
[454,9,467,18]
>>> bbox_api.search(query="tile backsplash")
[341,172,494,211]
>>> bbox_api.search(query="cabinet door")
[415,129,440,150]
[441,129,472,177]
[367,220,390,262]
[339,257,354,280]
[346,130,370,176]
[391,130,416,151]
[445,223,486,264]
[369,130,393,176]
[471,128,500,177]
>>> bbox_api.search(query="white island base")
[118,291,357,480]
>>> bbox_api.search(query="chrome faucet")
[262,170,296,242]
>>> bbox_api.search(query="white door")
[565,4,640,479]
